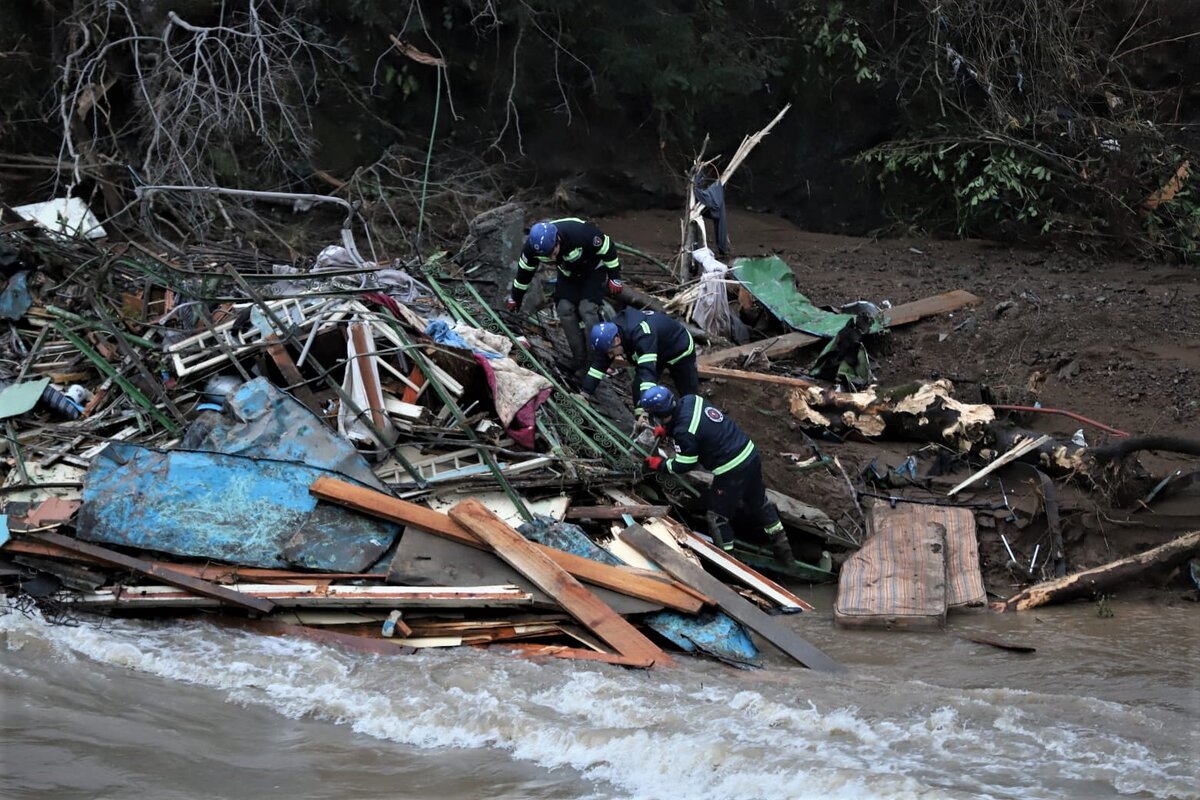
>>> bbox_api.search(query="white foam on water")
[2,609,1196,800]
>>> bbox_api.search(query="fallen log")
[997,530,1200,612]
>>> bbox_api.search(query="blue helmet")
[590,322,619,353]
[528,221,558,256]
[639,385,676,416]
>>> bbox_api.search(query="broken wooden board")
[834,519,948,630]
[565,504,671,521]
[680,531,814,612]
[698,289,982,370]
[493,642,656,669]
[998,530,1200,612]
[388,527,666,616]
[621,525,844,672]
[449,499,671,666]
[311,476,704,613]
[212,617,416,656]
[71,582,533,609]
[31,532,275,614]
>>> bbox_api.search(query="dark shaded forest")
[1,0,1197,260]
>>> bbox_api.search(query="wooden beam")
[2,540,385,584]
[31,532,275,614]
[679,530,814,612]
[697,364,820,387]
[309,476,708,613]
[449,499,670,666]
[264,334,320,414]
[883,289,981,326]
[564,504,671,520]
[698,289,982,370]
[621,525,844,672]
[492,642,656,669]
[947,434,1052,496]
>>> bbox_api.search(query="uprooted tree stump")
[995,530,1200,612]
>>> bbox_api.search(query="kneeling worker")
[638,385,795,564]
[581,308,698,400]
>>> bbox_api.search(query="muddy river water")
[1,586,1195,800]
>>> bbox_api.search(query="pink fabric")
[474,354,550,449]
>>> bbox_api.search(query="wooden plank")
[449,499,670,666]
[883,289,981,326]
[946,434,1052,496]
[697,364,820,387]
[387,528,666,616]
[400,366,427,403]
[264,334,320,414]
[212,617,416,656]
[72,582,532,609]
[310,476,707,613]
[349,322,388,429]
[679,530,814,612]
[621,525,844,672]
[31,532,275,614]
[698,289,982,370]
[698,332,820,368]
[1,540,385,584]
[564,504,671,521]
[492,642,656,669]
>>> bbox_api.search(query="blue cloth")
[425,320,502,359]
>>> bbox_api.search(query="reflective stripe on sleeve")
[563,248,583,262]
[687,399,704,434]
[636,353,657,364]
[587,367,606,380]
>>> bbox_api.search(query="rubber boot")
[706,510,735,552]
[769,532,795,565]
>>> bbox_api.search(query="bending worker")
[505,217,621,381]
[639,385,795,565]
[582,308,698,400]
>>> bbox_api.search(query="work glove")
[652,425,666,437]
[645,455,664,472]
[607,279,623,295]
[504,296,518,311]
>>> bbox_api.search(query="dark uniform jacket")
[510,218,620,304]
[662,395,756,476]
[581,308,695,395]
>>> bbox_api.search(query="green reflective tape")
[513,279,531,290]
[636,353,657,364]
[765,521,784,535]
[712,441,755,476]
[674,454,699,463]
[598,234,612,254]
[639,381,656,392]
[667,334,695,364]
[551,217,585,224]
[687,399,704,435]
[587,367,606,379]
[563,248,583,262]
[639,321,651,335]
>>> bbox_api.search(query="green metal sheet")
[732,256,881,338]
[0,378,50,420]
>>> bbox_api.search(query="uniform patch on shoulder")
[593,235,602,247]
[705,407,724,423]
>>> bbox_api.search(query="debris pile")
[2,138,1196,668]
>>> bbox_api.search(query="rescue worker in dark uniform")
[505,218,621,380]
[639,385,795,565]
[581,308,699,401]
